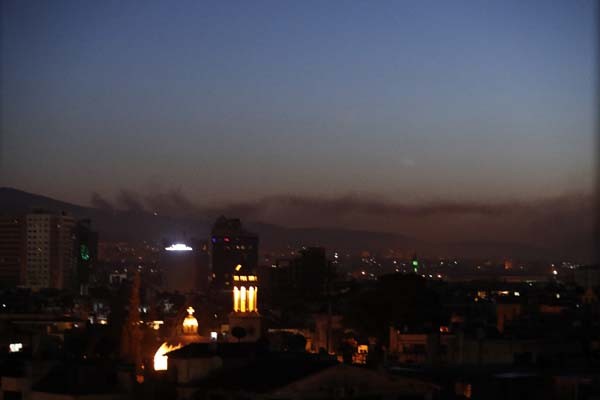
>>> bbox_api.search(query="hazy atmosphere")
[2,2,600,397]
[1,0,597,258]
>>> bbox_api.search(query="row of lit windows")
[233,275,257,282]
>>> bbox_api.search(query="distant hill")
[0,188,415,254]
[2,187,575,261]
[0,187,209,243]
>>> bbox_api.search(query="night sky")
[1,1,597,218]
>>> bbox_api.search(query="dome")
[182,306,198,334]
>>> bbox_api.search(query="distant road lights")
[552,270,558,276]
[165,243,193,251]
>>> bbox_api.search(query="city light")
[182,307,198,334]
[153,342,182,371]
[151,320,164,330]
[165,243,193,251]
[9,343,22,353]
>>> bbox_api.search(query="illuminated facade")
[153,306,198,371]
[232,275,258,313]
[153,342,183,371]
[183,306,199,334]
[228,274,262,342]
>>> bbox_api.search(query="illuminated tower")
[228,272,262,342]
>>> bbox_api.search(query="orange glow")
[248,286,255,311]
[182,306,198,334]
[241,286,247,312]
[234,287,240,312]
[153,342,182,371]
[233,275,258,313]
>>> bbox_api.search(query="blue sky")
[1,0,597,206]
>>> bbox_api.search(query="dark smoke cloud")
[208,193,594,260]
[89,189,595,261]
[90,192,114,210]
[115,190,145,212]
[145,188,202,217]
[211,194,518,219]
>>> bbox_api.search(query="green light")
[80,245,90,261]
[413,267,418,273]
[412,260,418,267]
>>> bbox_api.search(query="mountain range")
[0,187,574,261]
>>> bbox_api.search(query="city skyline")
[1,0,597,207]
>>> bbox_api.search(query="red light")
[224,237,230,243]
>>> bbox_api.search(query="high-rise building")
[270,247,333,301]
[210,217,258,290]
[24,212,77,290]
[74,219,98,295]
[159,239,210,293]
[1,212,96,291]
[0,215,26,287]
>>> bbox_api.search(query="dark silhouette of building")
[270,247,333,302]
[159,239,210,293]
[74,219,98,295]
[210,217,258,290]
[0,215,25,287]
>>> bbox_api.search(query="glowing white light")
[210,331,218,341]
[165,244,193,251]
[9,343,22,353]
